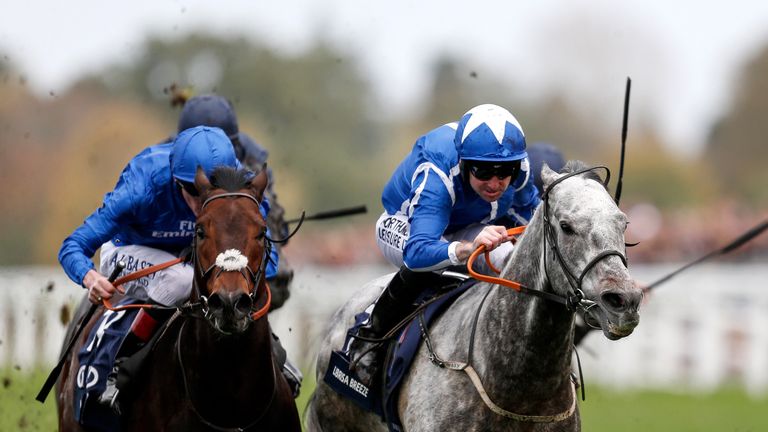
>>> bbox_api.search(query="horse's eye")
[559,221,575,235]
[196,226,206,240]
[255,228,265,240]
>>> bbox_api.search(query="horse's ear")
[194,166,212,195]
[540,163,560,191]
[249,164,268,202]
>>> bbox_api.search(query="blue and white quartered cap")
[455,104,527,162]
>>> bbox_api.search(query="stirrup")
[97,370,122,415]
[282,359,303,398]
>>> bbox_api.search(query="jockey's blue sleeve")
[402,166,456,271]
[59,169,140,286]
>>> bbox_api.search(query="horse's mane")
[208,166,253,192]
[561,160,607,190]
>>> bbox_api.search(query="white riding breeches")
[375,211,513,274]
[99,242,193,307]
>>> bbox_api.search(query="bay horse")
[306,161,643,431]
[56,166,301,431]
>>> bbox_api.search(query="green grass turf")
[5,367,767,431]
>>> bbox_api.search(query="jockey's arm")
[59,168,138,296]
[454,225,511,262]
[401,171,457,271]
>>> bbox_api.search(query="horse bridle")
[190,191,272,321]
[540,166,628,311]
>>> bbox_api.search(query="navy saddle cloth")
[74,298,140,431]
[324,277,476,432]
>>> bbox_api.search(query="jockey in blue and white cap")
[377,103,540,273]
[361,104,540,354]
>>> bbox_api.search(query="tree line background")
[1,32,766,266]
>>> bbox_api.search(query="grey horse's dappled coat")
[306,161,642,432]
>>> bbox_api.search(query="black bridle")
[188,191,271,321]
[540,166,628,311]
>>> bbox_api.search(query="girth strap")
[462,365,577,423]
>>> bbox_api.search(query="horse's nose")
[208,291,253,319]
[600,289,642,314]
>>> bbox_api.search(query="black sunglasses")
[176,179,199,197]
[464,160,520,181]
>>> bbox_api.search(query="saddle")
[324,274,476,432]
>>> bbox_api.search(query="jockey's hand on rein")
[472,225,509,252]
[83,269,120,304]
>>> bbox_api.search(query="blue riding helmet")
[170,126,241,183]
[527,142,566,192]
[178,94,239,138]
[454,104,527,162]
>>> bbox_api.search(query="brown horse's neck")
[181,317,277,425]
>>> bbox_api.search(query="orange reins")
[101,257,272,321]
[102,257,185,311]
[466,226,527,291]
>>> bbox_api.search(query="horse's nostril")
[601,292,627,312]
[234,293,253,315]
[208,293,224,310]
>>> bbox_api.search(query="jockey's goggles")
[176,179,199,197]
[464,160,521,181]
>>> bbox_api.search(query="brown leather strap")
[112,257,184,287]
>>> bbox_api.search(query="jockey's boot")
[364,267,439,337]
[98,307,173,414]
[271,329,303,398]
[352,267,441,379]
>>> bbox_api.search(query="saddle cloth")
[74,298,139,431]
[324,278,476,432]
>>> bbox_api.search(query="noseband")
[541,166,628,310]
[191,191,272,321]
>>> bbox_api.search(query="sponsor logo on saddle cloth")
[324,305,380,415]
[324,282,475,431]
[74,300,140,429]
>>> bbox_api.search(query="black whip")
[614,77,631,206]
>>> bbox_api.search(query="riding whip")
[286,205,367,224]
[614,77,631,206]
[644,218,768,292]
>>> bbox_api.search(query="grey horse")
[306,161,643,431]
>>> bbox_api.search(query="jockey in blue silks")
[175,96,303,393]
[177,95,294,302]
[58,126,284,419]
[59,125,276,304]
[366,104,540,348]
